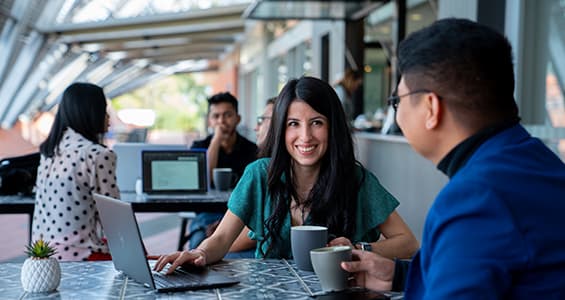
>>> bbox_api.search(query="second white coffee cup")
[310,245,352,292]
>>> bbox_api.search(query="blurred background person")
[191,92,257,184]
[201,96,277,257]
[254,97,276,149]
[334,69,363,122]
[32,82,120,261]
[187,92,257,256]
[221,96,278,257]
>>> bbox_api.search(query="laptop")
[113,143,188,193]
[93,193,239,292]
[141,149,216,200]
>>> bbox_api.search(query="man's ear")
[424,93,442,130]
[235,114,241,125]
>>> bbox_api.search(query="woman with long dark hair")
[32,82,120,261]
[155,76,417,272]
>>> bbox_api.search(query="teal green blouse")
[227,158,399,259]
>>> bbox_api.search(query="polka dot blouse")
[32,128,120,261]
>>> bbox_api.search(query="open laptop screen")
[142,150,207,194]
[113,143,188,192]
[93,193,239,292]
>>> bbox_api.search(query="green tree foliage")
[111,74,208,132]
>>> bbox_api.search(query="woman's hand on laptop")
[154,249,207,275]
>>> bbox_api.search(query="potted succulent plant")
[20,238,61,293]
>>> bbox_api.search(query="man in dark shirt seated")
[188,92,257,256]
[341,18,565,299]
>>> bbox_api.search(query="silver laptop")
[93,193,239,292]
[141,149,216,200]
[113,143,188,193]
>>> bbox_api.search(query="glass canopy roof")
[55,0,251,24]
[0,0,250,129]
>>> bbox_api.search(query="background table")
[0,259,403,299]
[0,191,229,242]
[0,191,230,214]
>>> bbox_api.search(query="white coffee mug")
[135,177,143,195]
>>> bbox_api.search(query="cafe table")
[0,259,403,299]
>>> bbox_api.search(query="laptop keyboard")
[152,268,203,287]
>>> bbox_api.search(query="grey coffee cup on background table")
[290,225,328,271]
[213,168,237,191]
[310,245,352,292]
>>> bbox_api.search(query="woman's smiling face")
[285,100,329,171]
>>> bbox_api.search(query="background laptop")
[93,193,239,292]
[141,149,215,199]
[113,143,188,192]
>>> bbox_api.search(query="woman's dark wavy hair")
[259,76,363,257]
[40,82,108,157]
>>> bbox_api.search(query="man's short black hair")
[266,97,276,106]
[208,92,238,113]
[398,18,519,129]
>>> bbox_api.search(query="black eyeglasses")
[256,116,271,125]
[387,89,433,111]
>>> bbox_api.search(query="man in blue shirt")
[341,18,565,298]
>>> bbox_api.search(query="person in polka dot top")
[32,82,120,261]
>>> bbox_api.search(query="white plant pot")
[21,257,61,293]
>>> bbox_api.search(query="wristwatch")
[356,242,372,251]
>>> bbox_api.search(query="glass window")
[362,0,438,130]
[363,46,390,116]
[276,55,288,92]
[514,0,565,160]
[303,41,313,76]
[544,1,565,159]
